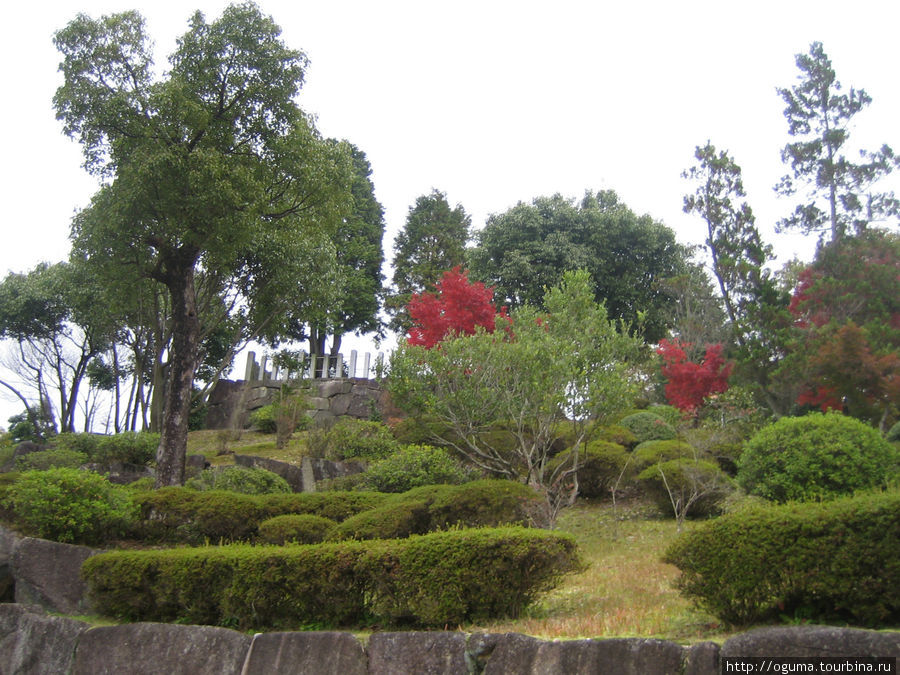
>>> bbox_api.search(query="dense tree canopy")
[54,3,354,485]
[781,229,900,427]
[468,190,689,342]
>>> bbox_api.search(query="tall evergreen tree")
[775,42,899,242]
[387,189,470,333]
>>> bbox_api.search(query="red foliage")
[796,386,843,412]
[657,339,733,414]
[407,267,511,348]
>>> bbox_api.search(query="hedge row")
[130,480,544,544]
[82,526,583,629]
[328,480,547,541]
[663,490,900,626]
[131,489,389,543]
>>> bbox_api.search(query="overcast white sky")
[1,0,898,426]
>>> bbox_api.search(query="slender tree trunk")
[155,265,200,487]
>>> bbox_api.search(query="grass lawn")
[461,498,731,643]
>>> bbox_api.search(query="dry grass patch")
[463,498,731,643]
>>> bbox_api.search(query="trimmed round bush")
[187,465,291,495]
[619,412,677,443]
[592,424,638,449]
[632,439,695,470]
[548,441,631,499]
[664,491,900,626]
[638,458,734,518]
[258,514,336,544]
[362,445,469,492]
[4,468,137,544]
[737,412,900,503]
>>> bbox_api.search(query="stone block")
[684,641,719,675]
[317,380,353,398]
[12,537,100,614]
[0,603,89,675]
[72,622,251,675]
[482,633,685,675]
[242,631,367,675]
[368,632,468,675]
[330,393,353,416]
[721,625,900,658]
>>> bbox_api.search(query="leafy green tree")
[468,190,689,342]
[54,5,353,486]
[779,229,900,428]
[306,142,385,369]
[387,189,470,333]
[775,41,899,242]
[389,270,645,522]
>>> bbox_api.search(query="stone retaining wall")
[206,378,387,429]
[2,604,899,675]
[2,527,898,673]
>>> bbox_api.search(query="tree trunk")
[155,265,200,487]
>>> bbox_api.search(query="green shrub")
[638,458,734,519]
[619,412,677,443]
[94,432,159,466]
[330,480,545,541]
[15,448,88,471]
[53,432,102,458]
[250,403,312,436]
[592,424,638,449]
[132,488,389,544]
[4,468,137,544]
[361,445,470,493]
[83,526,582,629]
[360,527,584,626]
[632,439,695,469]
[548,441,631,499]
[257,514,336,544]
[186,465,291,495]
[646,404,685,426]
[737,412,900,503]
[322,419,400,462]
[126,476,156,491]
[663,491,900,626]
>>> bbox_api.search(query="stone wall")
[205,378,387,430]
[3,603,900,675]
[2,526,899,674]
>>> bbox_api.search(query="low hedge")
[131,488,389,544]
[82,526,583,629]
[663,490,900,626]
[257,514,337,544]
[328,480,546,541]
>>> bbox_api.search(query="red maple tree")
[407,267,511,349]
[657,338,733,415]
